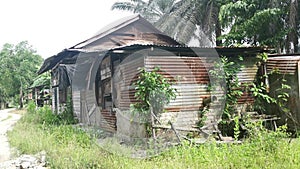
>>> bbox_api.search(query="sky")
[0,0,132,58]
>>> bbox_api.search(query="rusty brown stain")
[267,56,300,75]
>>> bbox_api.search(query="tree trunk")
[286,0,298,53]
[294,0,299,53]
[215,19,222,46]
[19,87,23,109]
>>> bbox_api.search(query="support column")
[298,61,300,100]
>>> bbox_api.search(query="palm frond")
[111,2,136,12]
[200,0,219,41]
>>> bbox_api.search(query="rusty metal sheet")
[100,110,117,132]
[118,56,144,110]
[72,90,81,118]
[146,56,210,84]
[117,54,261,128]
[267,56,300,75]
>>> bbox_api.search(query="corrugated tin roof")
[38,15,180,74]
[73,15,142,49]
[38,50,79,74]
[268,53,300,57]
[38,43,268,75]
[70,14,180,50]
[111,44,268,56]
[38,14,270,75]
[267,54,300,74]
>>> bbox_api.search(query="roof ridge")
[70,14,167,49]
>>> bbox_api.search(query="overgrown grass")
[7,103,300,168]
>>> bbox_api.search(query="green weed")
[7,106,300,169]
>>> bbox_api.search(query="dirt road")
[0,109,21,162]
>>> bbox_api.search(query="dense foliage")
[111,0,175,23]
[219,0,298,53]
[0,41,43,107]
[112,0,299,52]
[30,73,51,89]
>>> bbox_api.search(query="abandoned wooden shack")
[266,54,300,130]
[27,85,50,107]
[38,15,267,140]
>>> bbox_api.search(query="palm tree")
[112,0,222,46]
[112,0,300,50]
[155,0,222,46]
[111,0,175,23]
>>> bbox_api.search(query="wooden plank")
[152,124,200,132]
[88,104,96,117]
[298,61,300,100]
[266,66,297,70]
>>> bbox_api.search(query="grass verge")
[7,103,300,168]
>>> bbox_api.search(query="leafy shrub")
[37,106,60,125]
[22,101,39,124]
[25,102,77,125]
[27,101,36,114]
[58,94,77,125]
[133,67,176,119]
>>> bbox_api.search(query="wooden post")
[150,105,156,139]
[298,61,300,100]
[56,87,60,114]
[264,63,270,93]
[52,87,55,113]
[169,121,181,143]
[34,88,38,106]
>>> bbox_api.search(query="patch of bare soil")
[0,109,21,162]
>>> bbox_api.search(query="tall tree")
[112,0,299,52]
[286,0,299,53]
[111,0,175,23]
[155,0,224,46]
[219,0,299,53]
[112,0,224,46]
[0,41,43,108]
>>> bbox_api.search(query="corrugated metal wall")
[118,56,145,110]
[145,56,210,84]
[266,56,300,130]
[116,55,259,128]
[236,57,260,105]
[145,56,211,127]
[99,110,117,132]
[80,89,117,133]
[266,56,299,74]
[72,90,81,119]
[76,54,261,133]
